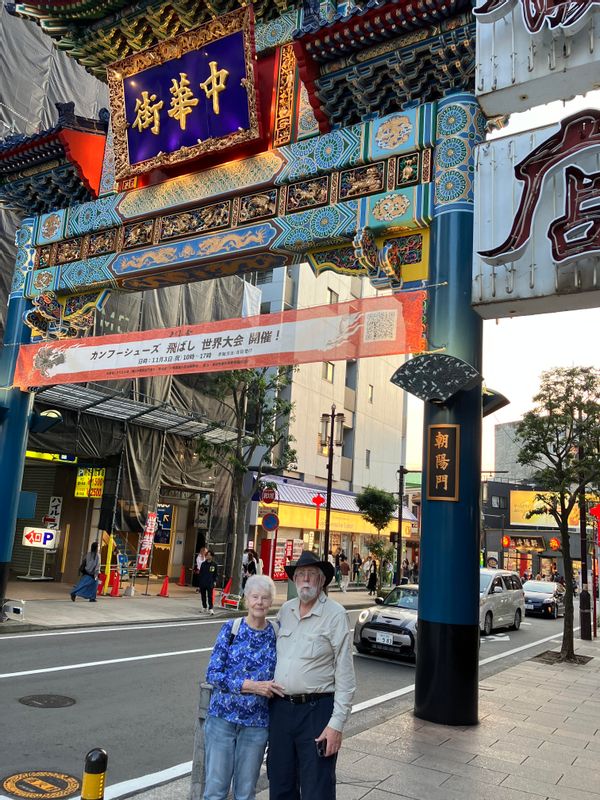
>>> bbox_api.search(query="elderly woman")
[70,541,100,602]
[204,574,284,800]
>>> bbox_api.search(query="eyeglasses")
[295,569,320,581]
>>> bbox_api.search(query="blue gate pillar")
[414,94,485,725]
[0,220,35,617]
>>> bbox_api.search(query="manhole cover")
[2,771,80,798]
[18,695,76,709]
[530,650,593,666]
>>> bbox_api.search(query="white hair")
[244,574,276,603]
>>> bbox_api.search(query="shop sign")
[475,0,600,116]
[155,504,173,545]
[503,535,545,551]
[74,468,92,498]
[107,8,260,178]
[473,112,600,319]
[43,496,62,530]
[195,491,212,529]
[89,468,105,498]
[509,490,580,528]
[273,540,286,580]
[426,424,459,502]
[22,527,60,549]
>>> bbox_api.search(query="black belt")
[279,693,334,705]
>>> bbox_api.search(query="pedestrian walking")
[242,551,257,590]
[199,551,218,614]
[339,556,350,592]
[194,547,207,591]
[204,575,284,800]
[71,541,100,602]
[367,557,377,596]
[351,550,362,583]
[267,551,356,800]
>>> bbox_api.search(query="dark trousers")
[200,586,213,609]
[267,694,336,800]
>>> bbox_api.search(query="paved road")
[0,608,571,793]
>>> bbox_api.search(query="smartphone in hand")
[316,739,327,758]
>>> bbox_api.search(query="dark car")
[353,585,418,660]
[522,580,565,618]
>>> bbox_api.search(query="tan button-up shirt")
[274,592,356,732]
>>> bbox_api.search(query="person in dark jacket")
[199,550,218,615]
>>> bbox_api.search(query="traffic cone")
[97,573,106,596]
[177,566,186,587]
[157,576,169,597]
[220,578,232,607]
[110,571,120,597]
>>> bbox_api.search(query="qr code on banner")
[363,310,397,342]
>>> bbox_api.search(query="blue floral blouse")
[206,618,277,727]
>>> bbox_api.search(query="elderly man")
[267,550,356,799]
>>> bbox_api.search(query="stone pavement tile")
[343,737,422,763]
[437,773,546,800]
[548,728,596,744]
[584,739,600,753]
[407,727,454,746]
[488,737,545,758]
[410,753,508,786]
[338,753,395,785]
[472,753,564,784]
[502,774,600,800]
[573,752,600,770]
[359,758,451,789]
[557,718,599,735]
[558,764,600,793]
[521,711,570,728]
[475,717,520,736]
[436,731,502,754]
[355,790,419,800]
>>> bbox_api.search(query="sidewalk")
[137,635,600,800]
[1,577,373,631]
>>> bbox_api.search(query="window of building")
[368,384,374,403]
[491,495,507,509]
[365,449,371,468]
[327,288,339,305]
[260,301,271,315]
[256,269,273,285]
[345,359,357,390]
[322,361,335,382]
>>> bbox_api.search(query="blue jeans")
[204,714,268,800]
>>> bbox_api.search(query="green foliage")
[355,485,397,533]
[195,367,296,499]
[516,367,600,660]
[365,536,395,592]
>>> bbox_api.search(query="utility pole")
[323,404,336,561]
[395,466,408,584]
[578,411,592,640]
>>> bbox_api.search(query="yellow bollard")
[81,748,108,800]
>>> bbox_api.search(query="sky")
[405,91,600,473]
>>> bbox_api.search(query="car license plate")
[525,603,534,610]
[376,632,393,645]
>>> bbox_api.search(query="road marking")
[0,647,213,679]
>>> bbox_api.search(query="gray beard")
[298,585,319,602]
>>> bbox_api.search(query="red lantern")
[501,535,511,548]
[549,537,560,551]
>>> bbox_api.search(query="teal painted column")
[0,220,35,619]
[414,95,485,724]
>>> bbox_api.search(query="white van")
[480,568,525,635]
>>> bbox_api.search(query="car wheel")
[511,609,521,631]
[483,611,493,636]
[552,604,558,620]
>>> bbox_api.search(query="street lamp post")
[320,405,344,559]
[395,466,408,584]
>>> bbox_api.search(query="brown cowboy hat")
[284,550,335,586]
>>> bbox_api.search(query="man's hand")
[242,679,285,698]
[315,726,343,757]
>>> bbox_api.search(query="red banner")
[137,512,157,571]
[14,293,426,389]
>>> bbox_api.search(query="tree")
[355,486,397,590]
[195,367,296,594]
[516,367,600,661]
